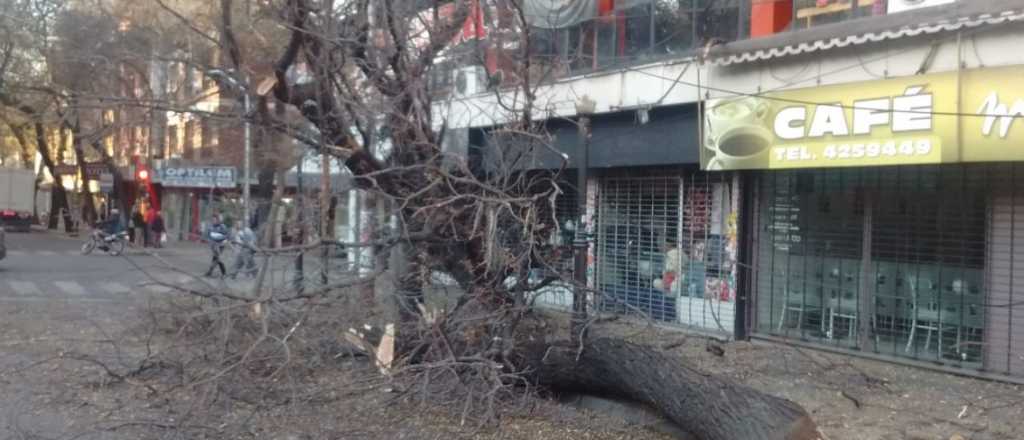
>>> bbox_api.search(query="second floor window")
[518,0,911,77]
[527,0,746,74]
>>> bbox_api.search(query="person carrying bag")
[204,214,229,278]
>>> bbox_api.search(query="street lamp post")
[572,96,596,340]
[295,151,305,294]
[242,89,251,227]
[206,69,251,227]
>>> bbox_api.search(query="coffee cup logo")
[705,97,773,170]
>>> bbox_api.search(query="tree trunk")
[9,123,35,171]
[261,170,286,247]
[73,135,97,226]
[359,190,379,307]
[32,123,72,231]
[527,338,822,440]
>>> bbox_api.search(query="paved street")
[0,229,359,439]
[0,229,282,439]
[0,229,213,303]
[1,228,355,306]
[0,230,207,439]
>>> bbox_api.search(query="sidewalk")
[127,240,210,257]
[33,225,209,257]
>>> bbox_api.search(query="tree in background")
[0,1,824,438]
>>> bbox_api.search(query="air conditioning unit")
[453,66,486,97]
[887,0,957,14]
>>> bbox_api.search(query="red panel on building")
[751,0,793,38]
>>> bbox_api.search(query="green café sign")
[701,65,1024,170]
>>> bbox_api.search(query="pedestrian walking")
[230,220,257,279]
[151,210,166,248]
[131,207,145,247]
[204,214,229,278]
[144,205,157,248]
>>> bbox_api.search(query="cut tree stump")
[526,338,823,440]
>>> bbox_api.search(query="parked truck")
[0,167,35,232]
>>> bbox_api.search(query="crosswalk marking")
[54,281,87,295]
[1,277,212,297]
[99,282,132,294]
[3,250,83,257]
[0,296,123,304]
[146,284,172,293]
[8,281,42,296]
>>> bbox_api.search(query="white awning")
[711,9,1024,66]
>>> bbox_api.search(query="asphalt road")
[0,230,212,303]
[0,230,270,439]
[0,229,361,439]
[0,230,205,439]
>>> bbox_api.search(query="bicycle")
[81,229,129,256]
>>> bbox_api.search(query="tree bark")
[526,338,822,440]
[72,132,97,225]
[32,123,72,231]
[8,122,35,171]
[262,169,286,247]
[358,190,379,307]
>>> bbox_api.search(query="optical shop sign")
[701,65,1024,170]
[157,166,237,188]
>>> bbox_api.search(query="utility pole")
[242,82,251,228]
[320,152,330,285]
[572,96,595,340]
[205,69,251,227]
[295,152,305,294]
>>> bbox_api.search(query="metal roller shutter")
[677,172,737,333]
[984,164,1024,377]
[596,171,681,322]
[756,164,1024,379]
[594,168,737,334]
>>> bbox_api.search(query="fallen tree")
[346,319,822,440]
[528,338,821,440]
[211,1,826,438]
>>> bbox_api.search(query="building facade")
[440,0,1024,381]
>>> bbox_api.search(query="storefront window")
[594,170,736,332]
[757,165,992,370]
[515,1,942,80]
[527,0,746,74]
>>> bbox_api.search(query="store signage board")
[99,173,114,192]
[54,164,77,175]
[701,65,1024,170]
[157,166,237,188]
[54,163,109,178]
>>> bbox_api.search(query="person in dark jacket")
[204,214,229,277]
[96,208,125,252]
[131,208,145,247]
[150,210,166,248]
[144,206,157,248]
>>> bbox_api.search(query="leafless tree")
[1,1,824,439]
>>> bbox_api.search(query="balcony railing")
[425,0,940,95]
[523,0,897,76]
